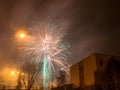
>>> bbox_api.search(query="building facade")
[70,53,120,90]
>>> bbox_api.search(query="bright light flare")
[11,70,15,76]
[19,33,26,38]
[15,29,28,41]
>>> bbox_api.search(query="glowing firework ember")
[22,22,70,89]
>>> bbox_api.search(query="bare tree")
[20,60,41,90]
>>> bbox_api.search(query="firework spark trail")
[22,22,70,89]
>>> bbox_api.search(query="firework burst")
[22,22,70,89]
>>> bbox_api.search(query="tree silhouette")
[21,60,41,90]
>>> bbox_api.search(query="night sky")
[0,0,120,68]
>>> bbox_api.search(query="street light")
[19,33,26,39]
[11,70,15,76]
[15,29,28,41]
[17,71,20,74]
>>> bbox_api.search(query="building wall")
[70,63,80,88]
[70,54,97,88]
[83,54,97,86]
[70,53,120,90]
[95,54,112,72]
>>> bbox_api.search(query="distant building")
[70,53,120,90]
